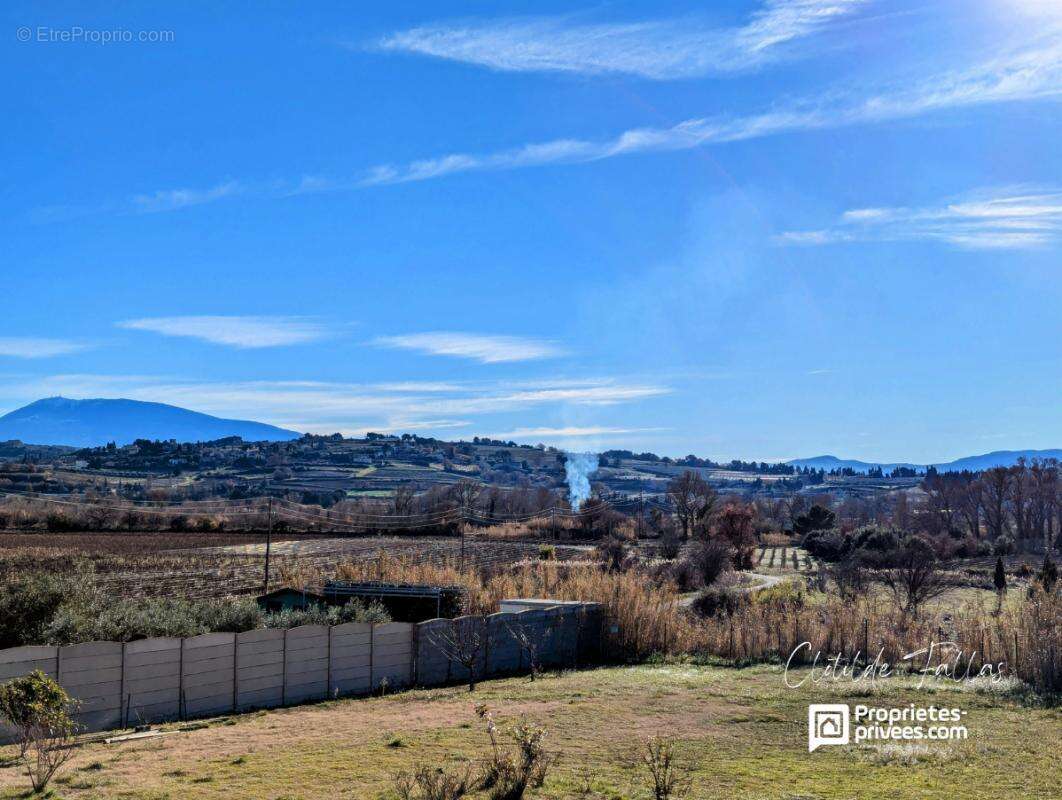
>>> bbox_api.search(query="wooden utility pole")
[460,518,466,572]
[263,496,273,593]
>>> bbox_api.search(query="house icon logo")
[808,704,850,752]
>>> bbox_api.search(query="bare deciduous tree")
[429,618,491,692]
[450,479,483,514]
[504,619,550,680]
[876,537,951,618]
[667,471,716,540]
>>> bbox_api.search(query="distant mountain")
[788,450,1062,474]
[0,397,302,448]
[785,455,921,473]
[934,450,1062,472]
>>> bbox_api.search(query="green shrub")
[195,597,265,632]
[752,580,805,609]
[0,670,77,793]
[21,580,391,646]
[0,574,67,648]
[690,587,747,618]
[45,512,80,532]
[45,596,208,643]
[329,599,391,624]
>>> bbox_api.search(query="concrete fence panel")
[0,601,601,740]
[415,618,454,687]
[124,638,182,725]
[484,612,522,675]
[371,623,413,691]
[284,625,329,705]
[236,628,285,711]
[182,633,236,719]
[329,622,371,696]
[60,641,123,732]
[0,646,58,682]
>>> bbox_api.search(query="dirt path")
[678,571,785,607]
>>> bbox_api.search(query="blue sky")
[3,0,1061,462]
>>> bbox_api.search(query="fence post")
[863,618,869,667]
[410,624,418,687]
[281,629,288,706]
[369,623,375,694]
[178,638,185,721]
[119,642,127,728]
[232,633,239,712]
[327,625,334,699]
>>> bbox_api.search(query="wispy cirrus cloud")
[374,0,869,80]
[363,37,1062,185]
[0,374,670,438]
[47,29,1062,213]
[778,187,1062,249]
[374,332,566,363]
[131,180,241,213]
[490,425,668,439]
[0,338,91,359]
[118,316,331,348]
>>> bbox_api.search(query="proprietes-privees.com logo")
[808,703,968,752]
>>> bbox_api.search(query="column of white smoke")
[564,452,599,510]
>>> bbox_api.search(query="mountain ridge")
[0,397,301,448]
[787,450,1062,473]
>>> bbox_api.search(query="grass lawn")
[1,663,1057,799]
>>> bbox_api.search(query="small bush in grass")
[538,544,556,561]
[639,735,690,800]
[0,670,78,794]
[690,587,747,618]
[752,580,805,610]
[474,705,553,800]
[392,763,473,800]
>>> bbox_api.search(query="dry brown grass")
[2,664,1058,800]
[322,554,1062,692]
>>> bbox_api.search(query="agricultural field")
[754,544,817,574]
[0,531,589,599]
[1,663,1056,800]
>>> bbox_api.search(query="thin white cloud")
[374,332,566,363]
[375,1,869,80]
[779,187,1062,249]
[361,36,1062,185]
[118,316,331,348]
[131,181,240,213]
[491,426,667,439]
[293,419,472,437]
[0,374,670,431]
[0,338,90,359]
[67,33,1062,215]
